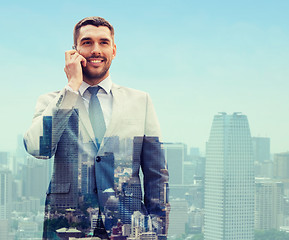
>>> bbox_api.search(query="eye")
[82,41,92,46]
[100,41,109,45]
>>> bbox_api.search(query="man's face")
[76,25,116,83]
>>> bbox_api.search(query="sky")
[1,0,289,153]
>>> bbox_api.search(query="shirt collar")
[78,75,112,96]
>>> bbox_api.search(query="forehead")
[77,25,113,43]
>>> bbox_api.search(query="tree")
[255,229,289,240]
[192,233,204,240]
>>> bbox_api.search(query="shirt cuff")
[65,84,79,95]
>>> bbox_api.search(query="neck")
[83,74,109,86]
[84,78,103,86]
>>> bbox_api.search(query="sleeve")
[23,87,79,158]
[141,94,169,234]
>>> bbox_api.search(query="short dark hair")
[73,16,114,47]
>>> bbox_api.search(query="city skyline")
[1,1,289,153]
[2,119,286,158]
[2,111,289,238]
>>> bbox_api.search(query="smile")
[90,59,104,63]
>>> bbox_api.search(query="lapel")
[74,95,97,147]
[104,83,123,138]
[101,83,123,149]
[74,83,124,151]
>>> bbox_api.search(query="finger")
[80,56,87,67]
[70,52,81,62]
[74,54,87,67]
[65,50,77,62]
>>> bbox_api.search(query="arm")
[24,50,86,158]
[141,94,169,234]
[24,89,79,158]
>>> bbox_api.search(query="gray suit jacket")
[24,83,169,237]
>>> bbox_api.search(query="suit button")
[94,188,98,194]
[95,156,101,162]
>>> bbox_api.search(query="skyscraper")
[40,116,52,158]
[168,198,188,236]
[274,152,289,179]
[163,143,185,185]
[0,152,8,166]
[0,169,12,240]
[252,137,270,163]
[0,169,12,220]
[48,110,79,210]
[119,177,142,224]
[204,113,254,240]
[255,178,283,230]
[24,158,51,198]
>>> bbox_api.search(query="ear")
[112,43,117,59]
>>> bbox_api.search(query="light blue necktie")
[88,86,106,148]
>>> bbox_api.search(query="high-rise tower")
[252,137,270,163]
[255,178,283,230]
[164,143,185,185]
[48,110,79,210]
[204,113,254,240]
[0,169,12,240]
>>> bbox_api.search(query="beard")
[82,66,109,80]
[82,57,112,82]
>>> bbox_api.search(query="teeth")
[91,60,102,63]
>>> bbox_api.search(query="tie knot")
[88,86,101,96]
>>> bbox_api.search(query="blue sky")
[1,0,289,153]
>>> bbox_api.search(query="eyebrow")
[80,37,92,42]
[99,38,111,42]
[80,37,111,43]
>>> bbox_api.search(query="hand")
[64,50,87,91]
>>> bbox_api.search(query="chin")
[84,72,108,82]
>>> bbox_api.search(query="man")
[24,17,169,239]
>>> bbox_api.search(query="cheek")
[105,53,114,61]
[77,48,90,57]
[109,51,115,59]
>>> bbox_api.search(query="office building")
[164,143,185,185]
[168,198,188,236]
[40,116,52,157]
[255,178,284,230]
[0,169,12,220]
[0,152,8,165]
[119,178,142,224]
[204,113,254,240]
[24,158,51,198]
[0,169,12,240]
[255,160,274,178]
[252,137,270,162]
[49,111,79,210]
[183,161,195,185]
[274,152,289,179]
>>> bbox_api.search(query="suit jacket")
[24,83,169,238]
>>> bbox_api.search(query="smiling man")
[67,20,116,89]
[24,17,169,239]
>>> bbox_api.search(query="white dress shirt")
[66,76,113,127]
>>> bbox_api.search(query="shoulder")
[112,83,149,99]
[37,90,61,104]
[36,87,79,109]
[39,90,61,99]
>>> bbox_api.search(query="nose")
[91,43,101,55]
